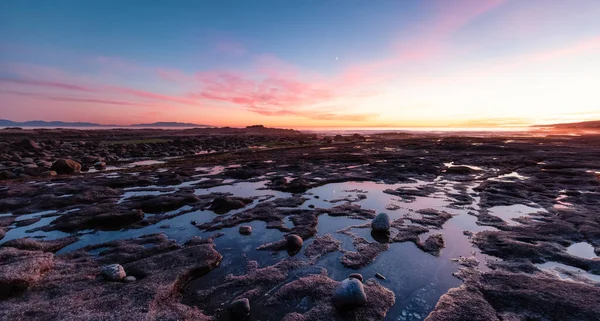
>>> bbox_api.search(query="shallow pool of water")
[487,204,545,226]
[3,176,507,320]
[536,261,600,283]
[566,242,598,259]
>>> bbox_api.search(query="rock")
[209,196,251,214]
[420,234,445,256]
[39,170,57,178]
[239,225,252,235]
[50,159,81,174]
[123,276,136,283]
[19,139,41,150]
[452,256,480,268]
[228,298,251,319]
[0,248,54,298]
[21,157,35,164]
[332,278,367,309]
[286,234,303,249]
[94,161,107,170]
[375,273,386,280]
[0,170,17,180]
[348,273,363,282]
[371,213,391,232]
[445,166,477,175]
[100,264,126,281]
[0,237,79,252]
[285,178,311,193]
[23,164,40,176]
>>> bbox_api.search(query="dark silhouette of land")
[0,119,211,128]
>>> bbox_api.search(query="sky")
[1,0,600,128]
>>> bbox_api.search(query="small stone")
[286,234,303,249]
[100,264,126,281]
[123,276,136,283]
[375,273,386,280]
[228,298,250,319]
[19,138,41,150]
[39,170,57,178]
[191,220,197,225]
[372,213,391,232]
[94,161,107,170]
[0,170,17,180]
[348,273,363,282]
[239,225,252,235]
[332,278,367,309]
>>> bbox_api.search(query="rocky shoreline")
[1,128,599,320]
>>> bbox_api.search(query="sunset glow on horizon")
[1,0,600,128]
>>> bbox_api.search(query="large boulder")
[332,278,367,309]
[51,159,81,174]
[371,213,390,232]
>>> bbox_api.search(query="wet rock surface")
[1,129,600,320]
[332,278,367,308]
[0,234,222,320]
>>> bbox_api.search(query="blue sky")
[1,0,600,127]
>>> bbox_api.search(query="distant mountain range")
[130,122,211,127]
[0,119,211,128]
[532,120,600,129]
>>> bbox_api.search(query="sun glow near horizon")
[1,0,600,128]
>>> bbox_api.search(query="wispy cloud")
[0,89,156,107]
[0,77,95,92]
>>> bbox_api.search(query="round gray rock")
[228,298,250,318]
[371,213,390,232]
[332,278,367,309]
[100,264,126,281]
[123,276,136,283]
[239,225,252,235]
[286,234,303,248]
[94,161,107,170]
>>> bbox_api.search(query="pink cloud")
[246,105,376,121]
[107,86,199,106]
[191,70,336,113]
